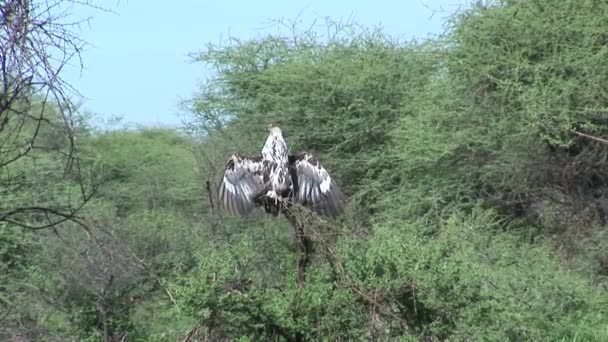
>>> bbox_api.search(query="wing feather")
[290,153,345,218]
[218,154,268,216]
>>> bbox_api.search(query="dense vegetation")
[4,0,608,340]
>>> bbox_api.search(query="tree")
[0,0,102,229]
[0,1,104,339]
[178,7,608,339]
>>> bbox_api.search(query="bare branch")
[573,130,608,145]
[0,0,107,230]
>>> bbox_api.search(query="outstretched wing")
[289,153,345,218]
[218,154,268,216]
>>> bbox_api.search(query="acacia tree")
[0,0,102,228]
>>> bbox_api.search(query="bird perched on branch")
[218,126,345,218]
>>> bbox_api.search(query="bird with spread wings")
[218,126,345,218]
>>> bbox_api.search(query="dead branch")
[181,319,207,342]
[205,179,219,240]
[282,208,313,289]
[98,274,115,342]
[573,130,608,145]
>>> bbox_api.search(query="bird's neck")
[262,135,288,162]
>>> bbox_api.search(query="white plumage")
[218,126,345,217]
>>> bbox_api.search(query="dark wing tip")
[318,181,346,218]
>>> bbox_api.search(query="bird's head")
[266,125,283,137]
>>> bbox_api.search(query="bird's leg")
[266,191,287,209]
[266,190,277,204]
[277,194,286,216]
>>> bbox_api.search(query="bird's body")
[261,127,291,204]
[218,126,345,217]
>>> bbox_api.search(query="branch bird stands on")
[218,126,345,218]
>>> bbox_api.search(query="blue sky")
[64,0,468,127]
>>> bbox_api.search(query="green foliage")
[189,25,412,201]
[347,207,608,340]
[0,224,34,333]
[449,0,608,146]
[7,1,608,340]
[90,128,200,215]
[174,218,369,341]
[177,2,608,339]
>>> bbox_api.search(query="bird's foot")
[266,190,288,211]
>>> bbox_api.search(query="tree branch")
[573,130,608,145]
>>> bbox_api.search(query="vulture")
[218,126,345,218]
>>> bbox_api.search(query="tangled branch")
[0,0,106,229]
